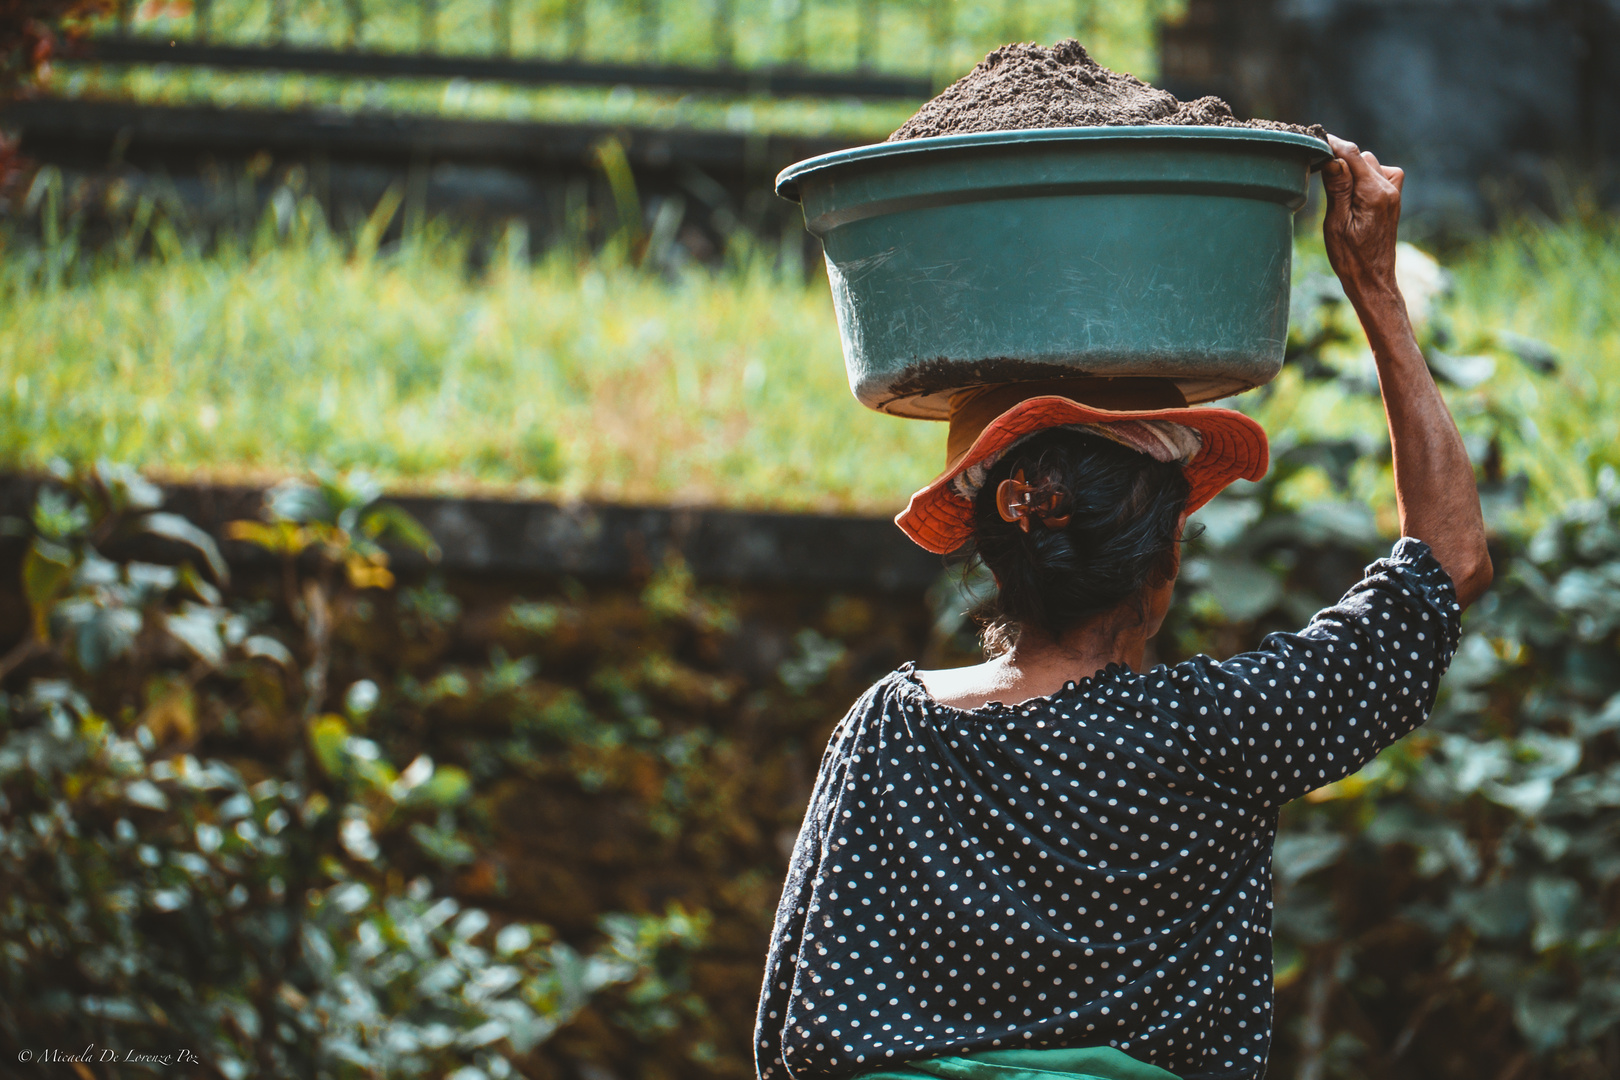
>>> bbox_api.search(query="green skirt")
[854,1046,1181,1080]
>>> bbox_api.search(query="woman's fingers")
[1325,132,1358,158]
[1339,143,1381,182]
[1321,136,1356,215]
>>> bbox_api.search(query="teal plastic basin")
[776,126,1332,418]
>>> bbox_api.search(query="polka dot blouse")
[755,539,1461,1080]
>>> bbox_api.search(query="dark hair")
[966,427,1192,654]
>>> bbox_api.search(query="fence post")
[344,0,365,47]
[639,0,660,61]
[786,0,807,66]
[566,0,587,57]
[712,0,735,68]
[116,0,132,36]
[495,0,514,55]
[928,0,953,87]
[195,0,212,41]
[420,0,439,51]
[856,0,878,70]
[272,0,288,44]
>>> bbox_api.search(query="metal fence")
[80,0,1121,100]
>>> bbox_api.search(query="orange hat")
[895,378,1269,554]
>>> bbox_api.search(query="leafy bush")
[5,443,1619,1077]
[0,463,705,1077]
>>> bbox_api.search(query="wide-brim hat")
[896,377,1269,555]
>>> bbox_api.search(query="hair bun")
[968,429,1190,653]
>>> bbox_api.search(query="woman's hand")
[1317,134,1493,609]
[1322,133,1407,320]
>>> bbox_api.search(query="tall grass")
[4,184,1616,519]
[1243,208,1620,531]
[1444,209,1620,509]
[0,187,940,513]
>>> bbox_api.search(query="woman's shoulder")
[834,663,924,722]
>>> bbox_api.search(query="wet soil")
[890,39,1326,142]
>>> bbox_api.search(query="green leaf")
[77,606,142,672]
[359,503,441,561]
[353,183,404,263]
[165,606,226,667]
[1495,330,1559,374]
[1454,881,1531,940]
[95,461,163,512]
[1199,556,1283,623]
[1188,497,1262,550]
[242,634,295,666]
[1514,993,1577,1053]
[1529,876,1582,951]
[1426,348,1496,388]
[409,819,478,867]
[265,480,330,524]
[22,543,74,639]
[1272,833,1346,887]
[412,765,471,807]
[138,513,229,583]
[309,715,350,778]
[32,488,90,542]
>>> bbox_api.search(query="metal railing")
[76,0,1114,100]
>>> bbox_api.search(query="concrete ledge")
[0,476,944,593]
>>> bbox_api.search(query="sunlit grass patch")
[0,202,942,513]
[4,187,1616,524]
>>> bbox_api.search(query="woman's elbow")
[1453,545,1494,609]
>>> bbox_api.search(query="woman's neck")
[918,607,1152,711]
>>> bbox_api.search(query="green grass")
[51,0,1183,140]
[4,190,1616,519]
[1243,209,1620,532]
[0,201,943,513]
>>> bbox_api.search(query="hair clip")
[996,470,1071,533]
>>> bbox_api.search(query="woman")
[755,135,1492,1080]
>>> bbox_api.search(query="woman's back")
[755,540,1459,1080]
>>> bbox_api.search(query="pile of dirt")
[890,39,1326,142]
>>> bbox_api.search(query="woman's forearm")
[1321,133,1493,608]
[1354,289,1493,607]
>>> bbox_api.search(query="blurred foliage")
[0,0,107,189]
[5,415,1620,1078]
[8,438,1620,1077]
[47,0,1183,140]
[1263,469,1620,1080]
[0,0,103,98]
[0,463,714,1077]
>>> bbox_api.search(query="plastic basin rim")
[775,125,1334,202]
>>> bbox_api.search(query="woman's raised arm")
[1321,133,1494,609]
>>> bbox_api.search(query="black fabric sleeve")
[1165,537,1462,807]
